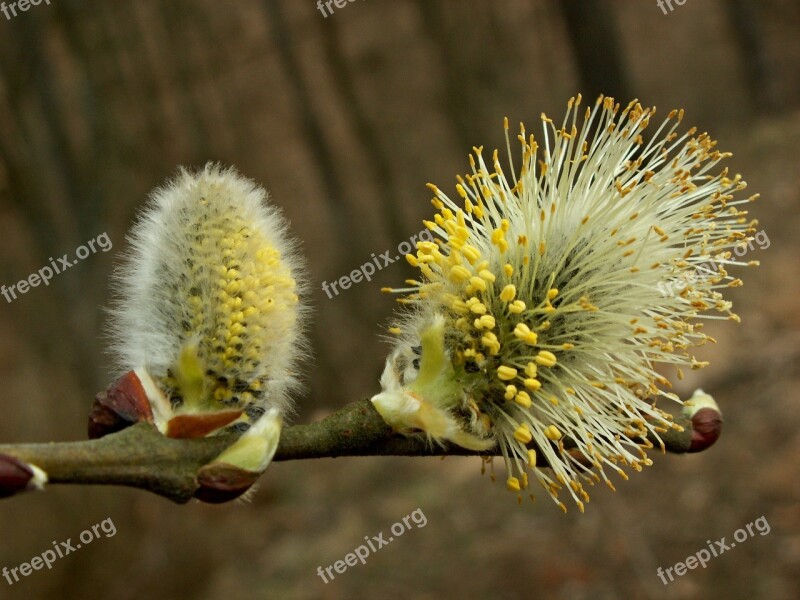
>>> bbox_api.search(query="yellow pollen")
[509,300,526,314]
[481,332,501,355]
[497,365,518,381]
[449,265,471,283]
[469,276,487,292]
[388,327,401,335]
[478,269,496,282]
[462,244,481,264]
[527,449,537,467]
[469,302,488,315]
[507,477,521,492]
[500,284,517,302]
[515,391,532,408]
[535,351,557,367]
[503,264,514,277]
[514,423,533,444]
[524,362,537,377]
[475,314,496,329]
[544,425,562,441]
[450,300,469,315]
[524,378,541,391]
[504,385,518,401]
[514,323,538,345]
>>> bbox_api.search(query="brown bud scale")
[688,407,723,453]
[88,370,154,439]
[0,454,34,498]
[194,462,259,504]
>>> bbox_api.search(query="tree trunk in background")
[557,0,631,102]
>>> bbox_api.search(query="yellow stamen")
[514,391,532,408]
[524,378,541,391]
[497,365,518,381]
[535,351,557,367]
[500,284,516,302]
[544,425,562,441]
[514,423,532,444]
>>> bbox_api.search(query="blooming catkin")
[109,163,306,473]
[372,95,760,512]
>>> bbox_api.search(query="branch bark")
[0,398,701,504]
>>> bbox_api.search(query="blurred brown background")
[0,0,798,598]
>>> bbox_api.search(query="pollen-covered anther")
[523,378,541,391]
[513,323,538,345]
[514,391,532,408]
[544,425,562,441]
[534,351,557,367]
[500,284,517,302]
[508,300,526,314]
[497,366,518,381]
[448,265,472,283]
[478,269,496,283]
[474,315,496,330]
[481,332,501,355]
[514,423,533,444]
[468,300,488,315]
[468,276,487,292]
[462,244,481,264]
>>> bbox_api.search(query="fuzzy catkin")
[109,163,307,434]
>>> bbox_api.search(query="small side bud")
[193,409,282,504]
[88,370,154,439]
[194,463,261,504]
[682,389,723,453]
[0,454,48,498]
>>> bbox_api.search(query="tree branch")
[0,397,714,504]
